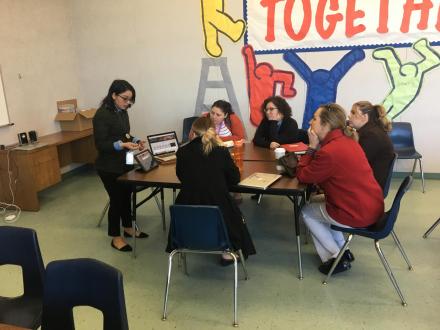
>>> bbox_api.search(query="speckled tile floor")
[1,168,439,329]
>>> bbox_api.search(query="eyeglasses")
[264,107,278,112]
[117,94,134,104]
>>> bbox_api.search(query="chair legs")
[257,194,263,205]
[423,218,440,238]
[374,240,407,306]
[97,200,110,227]
[410,158,425,193]
[162,249,247,326]
[322,234,352,285]
[391,230,413,270]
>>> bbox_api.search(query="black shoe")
[123,231,149,239]
[250,194,260,200]
[111,241,132,252]
[343,249,355,262]
[318,258,351,275]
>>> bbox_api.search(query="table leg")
[161,188,166,231]
[132,185,137,259]
[294,195,303,280]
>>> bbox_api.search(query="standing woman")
[209,100,245,141]
[297,103,384,274]
[167,117,256,264]
[93,79,148,252]
[253,96,299,149]
[348,101,394,191]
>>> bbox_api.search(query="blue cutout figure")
[283,49,365,129]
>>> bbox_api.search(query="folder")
[238,172,282,190]
[281,142,308,154]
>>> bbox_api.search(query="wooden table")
[0,129,96,211]
[119,148,307,279]
[0,323,30,330]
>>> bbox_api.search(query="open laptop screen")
[147,131,179,156]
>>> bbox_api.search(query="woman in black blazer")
[253,96,299,149]
[348,101,394,191]
[93,79,148,252]
[167,117,256,264]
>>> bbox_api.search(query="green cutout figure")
[373,38,440,119]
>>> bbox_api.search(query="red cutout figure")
[242,45,296,126]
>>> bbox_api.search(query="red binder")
[281,142,308,154]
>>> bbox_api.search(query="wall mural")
[201,0,246,57]
[373,38,440,119]
[198,1,440,126]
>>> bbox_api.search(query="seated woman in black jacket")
[348,101,394,191]
[253,96,299,149]
[166,117,256,265]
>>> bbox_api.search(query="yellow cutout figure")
[201,0,246,57]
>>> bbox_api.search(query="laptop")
[238,172,282,190]
[147,131,179,162]
[134,149,159,172]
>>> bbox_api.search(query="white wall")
[1,1,439,173]
[0,0,80,143]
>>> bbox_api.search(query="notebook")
[134,149,159,172]
[147,131,179,162]
[281,142,308,154]
[238,172,282,190]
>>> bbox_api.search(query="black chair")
[41,258,128,330]
[382,153,413,270]
[181,116,199,143]
[423,218,440,238]
[323,176,413,306]
[0,226,45,329]
[163,205,249,327]
[389,122,425,192]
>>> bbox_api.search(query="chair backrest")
[374,176,413,239]
[389,122,416,151]
[383,152,398,198]
[296,129,309,144]
[0,226,45,297]
[42,258,128,330]
[169,205,232,251]
[182,116,199,143]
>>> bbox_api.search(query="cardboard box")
[55,99,96,131]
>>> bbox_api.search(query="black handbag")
[278,152,298,177]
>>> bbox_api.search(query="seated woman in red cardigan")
[296,103,384,275]
[209,100,245,142]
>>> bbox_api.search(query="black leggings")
[98,170,132,237]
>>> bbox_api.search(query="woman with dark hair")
[209,100,245,141]
[93,79,148,252]
[167,117,256,264]
[297,103,384,275]
[253,96,299,149]
[348,101,394,190]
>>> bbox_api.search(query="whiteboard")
[0,67,11,127]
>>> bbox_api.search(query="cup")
[274,147,286,159]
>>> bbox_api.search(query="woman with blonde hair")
[297,103,384,275]
[166,117,256,264]
[348,101,394,190]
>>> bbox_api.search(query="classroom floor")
[1,167,440,330]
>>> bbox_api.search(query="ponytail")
[191,117,223,155]
[354,101,392,132]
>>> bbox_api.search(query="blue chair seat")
[394,149,422,159]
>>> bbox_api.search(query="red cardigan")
[296,129,384,228]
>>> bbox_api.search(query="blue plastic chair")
[41,258,128,330]
[163,205,249,327]
[382,153,413,271]
[389,122,425,192]
[0,226,45,330]
[181,116,199,143]
[323,176,413,306]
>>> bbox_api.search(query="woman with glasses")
[209,100,245,141]
[252,96,299,149]
[296,103,384,275]
[348,101,394,191]
[93,79,148,252]
[166,117,256,265]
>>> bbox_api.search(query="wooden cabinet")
[0,129,96,211]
